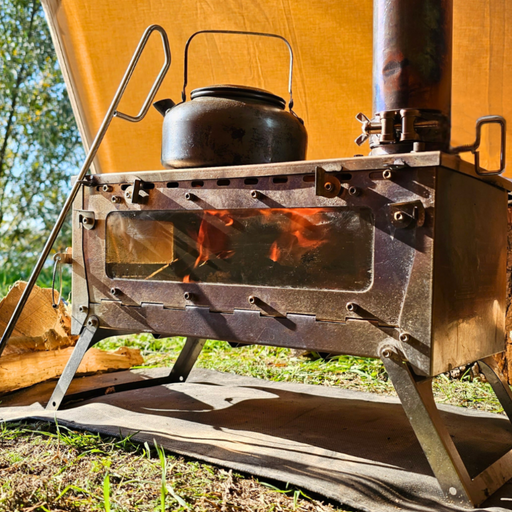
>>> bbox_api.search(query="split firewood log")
[0,281,77,355]
[0,347,144,395]
[0,281,144,394]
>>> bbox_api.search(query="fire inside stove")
[106,207,374,291]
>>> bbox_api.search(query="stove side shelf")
[431,166,508,376]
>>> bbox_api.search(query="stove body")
[70,151,508,378]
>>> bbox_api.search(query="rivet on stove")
[183,291,194,301]
[79,305,88,313]
[110,287,119,296]
[382,170,393,180]
[250,190,260,199]
[399,332,410,342]
[348,186,360,196]
[324,182,334,192]
[185,192,195,201]
[394,211,404,222]
[248,295,257,305]
[87,317,98,328]
[111,195,122,203]
[102,184,113,193]
[380,347,393,359]
[346,302,358,312]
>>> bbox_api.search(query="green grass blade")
[166,483,189,509]
[103,473,111,512]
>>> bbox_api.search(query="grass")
[0,333,505,511]
[0,266,72,302]
[0,420,344,512]
[98,335,504,413]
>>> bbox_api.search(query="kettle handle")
[182,30,295,111]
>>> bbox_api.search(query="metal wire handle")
[181,30,295,111]
[51,255,63,309]
[450,115,506,176]
[0,24,172,357]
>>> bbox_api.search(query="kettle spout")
[153,98,176,116]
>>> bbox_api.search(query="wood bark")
[493,207,512,383]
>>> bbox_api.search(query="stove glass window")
[106,207,374,291]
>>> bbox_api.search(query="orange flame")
[269,241,281,262]
[193,210,235,269]
[182,208,329,279]
[292,229,325,249]
[267,208,327,264]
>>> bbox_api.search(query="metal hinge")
[315,166,343,198]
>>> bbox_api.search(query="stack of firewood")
[0,282,143,395]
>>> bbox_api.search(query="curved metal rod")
[115,25,171,122]
[450,115,506,176]
[181,29,295,110]
[0,24,171,357]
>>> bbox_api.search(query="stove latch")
[315,166,343,198]
[125,178,150,204]
[389,200,425,229]
[78,210,96,230]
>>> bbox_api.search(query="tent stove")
[3,0,512,507]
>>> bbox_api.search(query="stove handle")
[450,115,506,176]
[114,25,172,122]
[181,30,295,112]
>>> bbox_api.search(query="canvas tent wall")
[41,0,512,176]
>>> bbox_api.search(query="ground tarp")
[2,368,512,512]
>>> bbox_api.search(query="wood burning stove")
[3,0,512,507]
[63,149,509,381]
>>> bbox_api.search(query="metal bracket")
[77,210,96,230]
[315,166,343,198]
[46,334,205,410]
[381,346,512,507]
[384,158,410,171]
[389,200,425,229]
[124,178,150,204]
[355,110,442,146]
[450,115,506,176]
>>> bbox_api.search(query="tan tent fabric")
[41,0,512,176]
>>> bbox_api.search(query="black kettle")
[153,30,308,169]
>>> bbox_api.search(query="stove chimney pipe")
[358,0,453,154]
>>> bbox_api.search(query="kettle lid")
[190,84,286,109]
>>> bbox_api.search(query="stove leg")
[46,331,205,411]
[160,336,206,383]
[380,345,512,508]
[478,357,512,421]
[46,316,100,411]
